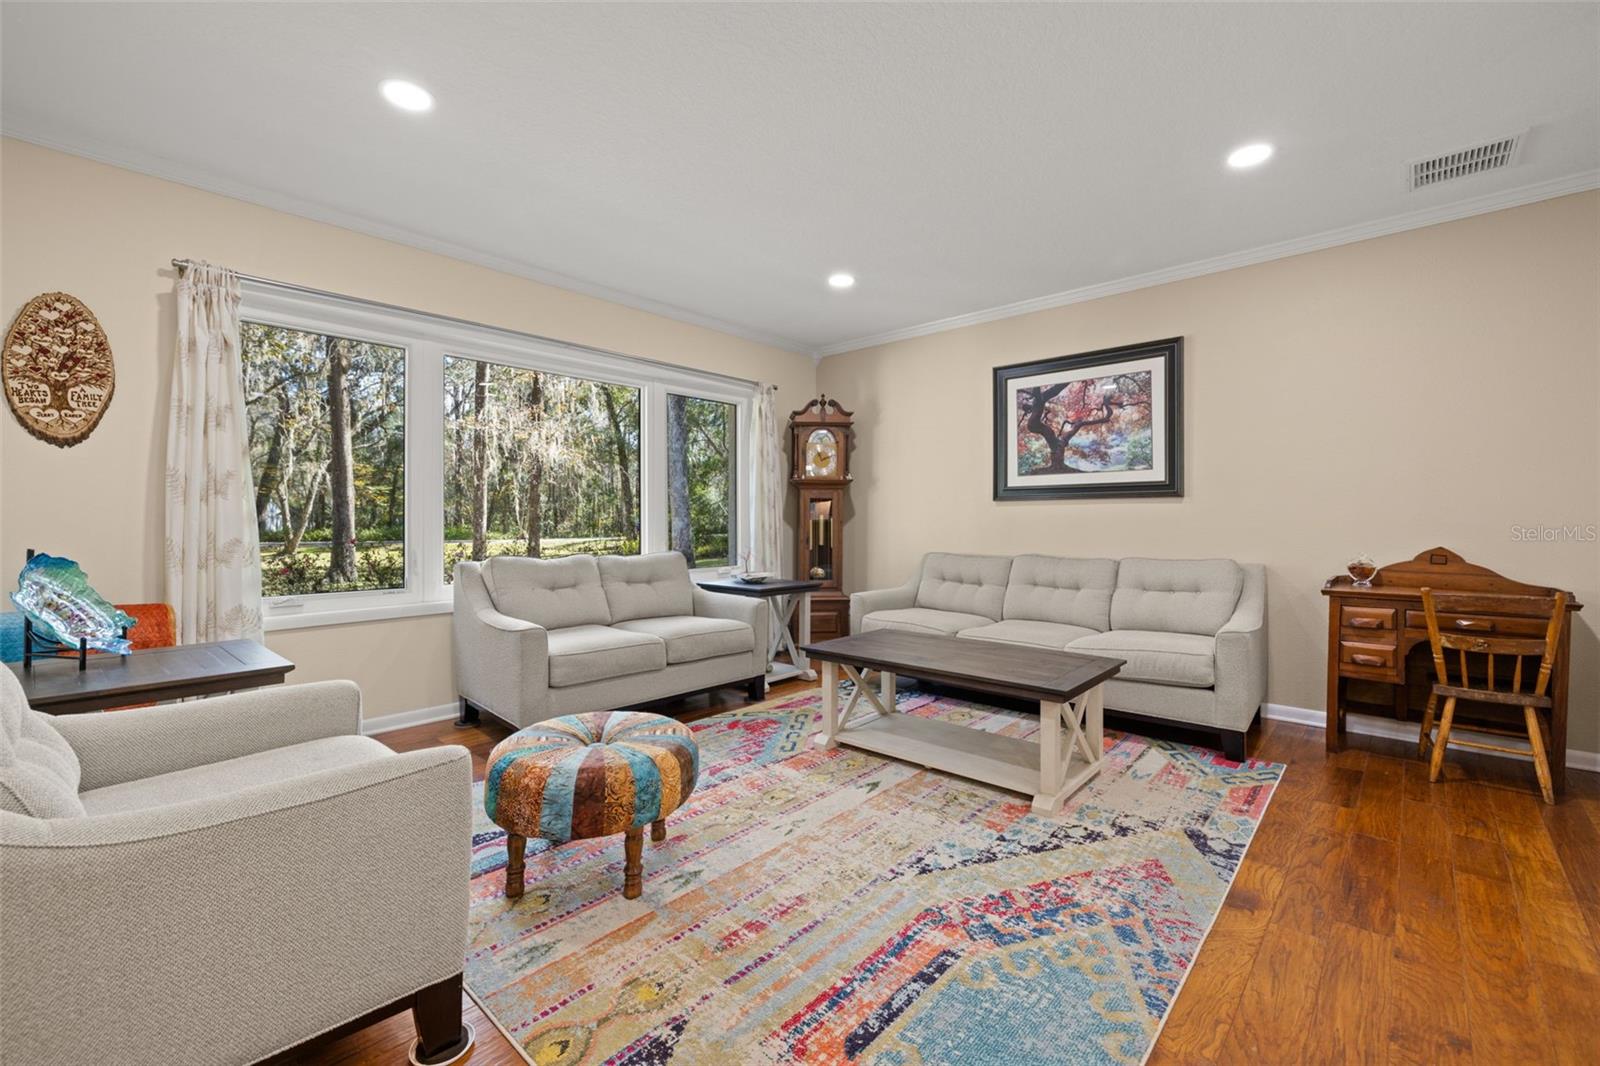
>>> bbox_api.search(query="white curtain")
[748,384,787,575]
[164,262,263,643]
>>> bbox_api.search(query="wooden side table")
[8,639,294,714]
[695,578,823,682]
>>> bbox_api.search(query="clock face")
[804,428,839,478]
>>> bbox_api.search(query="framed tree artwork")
[993,337,1182,500]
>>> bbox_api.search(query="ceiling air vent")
[1410,133,1524,191]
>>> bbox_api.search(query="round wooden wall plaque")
[3,292,115,447]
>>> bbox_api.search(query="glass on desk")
[1347,554,1377,588]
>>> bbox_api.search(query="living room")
[1,3,1595,1064]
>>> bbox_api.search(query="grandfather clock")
[789,395,853,640]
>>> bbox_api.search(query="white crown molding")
[1,127,813,357]
[1263,703,1600,773]
[12,128,1594,364]
[815,169,1600,359]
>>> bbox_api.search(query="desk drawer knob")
[1454,618,1491,630]
[1350,618,1382,629]
[1351,654,1385,667]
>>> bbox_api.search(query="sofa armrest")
[1215,563,1268,724]
[49,679,362,791]
[849,572,921,633]
[0,745,472,1065]
[693,587,769,674]
[452,561,549,725]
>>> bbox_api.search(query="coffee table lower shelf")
[810,659,1106,814]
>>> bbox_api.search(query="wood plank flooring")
[296,682,1600,1064]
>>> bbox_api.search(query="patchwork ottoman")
[485,711,700,900]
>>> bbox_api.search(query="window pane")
[242,322,407,597]
[443,357,640,580]
[666,394,738,569]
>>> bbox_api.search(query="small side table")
[8,639,294,714]
[695,578,823,683]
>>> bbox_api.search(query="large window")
[239,285,751,628]
[666,394,737,568]
[443,356,640,579]
[242,323,406,597]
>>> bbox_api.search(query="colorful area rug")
[465,690,1283,1065]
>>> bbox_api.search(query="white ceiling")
[3,2,1596,356]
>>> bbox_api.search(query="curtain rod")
[169,258,762,389]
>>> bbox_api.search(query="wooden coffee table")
[801,630,1122,813]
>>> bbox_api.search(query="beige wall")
[0,139,817,720]
[818,192,1600,755]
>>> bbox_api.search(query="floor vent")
[1410,133,1524,190]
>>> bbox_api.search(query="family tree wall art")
[3,292,116,447]
[993,337,1183,500]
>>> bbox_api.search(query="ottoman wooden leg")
[623,826,644,899]
[505,833,526,899]
[651,817,666,843]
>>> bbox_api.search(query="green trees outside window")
[666,395,737,568]
[442,356,640,579]
[243,322,407,598]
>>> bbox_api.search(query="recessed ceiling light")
[1227,142,1274,169]
[380,79,434,113]
[827,272,856,290]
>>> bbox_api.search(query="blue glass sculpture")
[11,553,134,656]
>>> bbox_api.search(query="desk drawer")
[1341,605,1397,633]
[1340,640,1399,675]
[1404,611,1549,637]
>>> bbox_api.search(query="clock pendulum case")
[788,395,854,640]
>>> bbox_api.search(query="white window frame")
[240,284,754,631]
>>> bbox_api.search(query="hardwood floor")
[297,682,1600,1064]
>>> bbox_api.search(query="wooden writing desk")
[1322,547,1582,795]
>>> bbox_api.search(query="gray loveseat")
[851,553,1266,758]
[453,552,769,728]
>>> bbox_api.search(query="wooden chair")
[1416,588,1567,804]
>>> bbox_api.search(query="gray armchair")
[0,671,475,1065]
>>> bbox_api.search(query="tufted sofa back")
[599,552,695,623]
[0,665,83,819]
[1002,555,1119,631]
[914,553,1013,621]
[483,554,612,629]
[1110,558,1244,636]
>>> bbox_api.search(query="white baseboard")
[1263,703,1600,773]
[357,696,1599,773]
[362,702,460,736]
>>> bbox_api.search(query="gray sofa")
[0,673,474,1065]
[453,551,770,728]
[851,553,1266,758]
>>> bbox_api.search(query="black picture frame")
[993,337,1183,501]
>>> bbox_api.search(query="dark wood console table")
[7,639,294,715]
[1322,547,1581,794]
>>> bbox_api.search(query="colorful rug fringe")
[465,689,1283,1065]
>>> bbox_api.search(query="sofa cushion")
[1068,630,1216,688]
[546,625,667,687]
[957,619,1099,650]
[0,666,83,819]
[599,553,694,623]
[1110,558,1244,636]
[914,553,1012,621]
[484,554,610,629]
[1002,555,1118,631]
[78,734,392,816]
[861,607,995,636]
[613,615,753,664]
